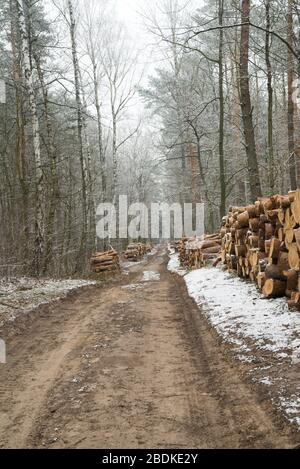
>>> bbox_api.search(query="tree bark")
[16,0,44,275]
[218,0,226,217]
[67,0,88,272]
[265,0,275,193]
[287,0,297,189]
[239,0,262,200]
[10,0,29,263]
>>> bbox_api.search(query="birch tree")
[67,0,89,270]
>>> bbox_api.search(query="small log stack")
[220,190,300,309]
[179,234,222,269]
[124,243,152,261]
[90,249,120,273]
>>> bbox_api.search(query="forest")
[0,0,300,277]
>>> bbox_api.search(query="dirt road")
[0,248,299,448]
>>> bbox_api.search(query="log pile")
[90,249,120,273]
[220,190,300,309]
[124,243,152,261]
[178,234,222,269]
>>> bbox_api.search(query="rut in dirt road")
[0,248,298,448]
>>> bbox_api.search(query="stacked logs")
[124,243,152,261]
[220,190,300,309]
[178,234,222,269]
[90,249,120,273]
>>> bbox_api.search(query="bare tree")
[16,0,45,274]
[67,0,89,270]
[239,0,262,200]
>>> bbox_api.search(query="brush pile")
[90,249,120,273]
[178,234,222,269]
[220,190,300,308]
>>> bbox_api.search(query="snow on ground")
[167,253,186,276]
[0,277,96,326]
[185,267,300,358]
[168,252,300,429]
[142,271,160,282]
[121,283,144,290]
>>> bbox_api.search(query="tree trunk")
[239,0,262,200]
[34,54,59,274]
[10,0,29,264]
[287,0,297,189]
[218,0,226,217]
[16,0,44,275]
[67,0,88,272]
[265,0,275,193]
[91,59,106,201]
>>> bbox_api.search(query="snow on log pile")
[178,234,222,269]
[220,190,300,308]
[90,249,120,273]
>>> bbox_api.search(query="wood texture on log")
[265,223,274,240]
[278,227,284,242]
[249,218,259,232]
[259,258,268,273]
[293,227,300,252]
[288,243,300,270]
[91,259,116,266]
[285,228,294,245]
[200,240,221,249]
[235,244,246,257]
[291,291,300,305]
[268,237,281,260]
[265,239,272,254]
[255,200,266,216]
[259,238,266,251]
[257,272,266,290]
[201,245,221,254]
[277,208,285,225]
[278,195,290,209]
[251,250,267,267]
[288,299,298,309]
[288,190,296,202]
[265,264,285,281]
[291,190,300,223]
[266,209,279,222]
[249,271,256,282]
[283,269,298,291]
[237,210,249,227]
[259,213,269,225]
[245,204,257,218]
[229,206,246,213]
[263,279,286,298]
[284,208,296,230]
[248,235,259,248]
[262,197,276,211]
[277,251,290,271]
[297,275,300,293]
[235,228,248,240]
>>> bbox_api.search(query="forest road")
[0,247,298,449]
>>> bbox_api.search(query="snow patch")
[0,277,96,326]
[167,253,187,276]
[121,283,144,291]
[142,271,160,282]
[184,267,300,357]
